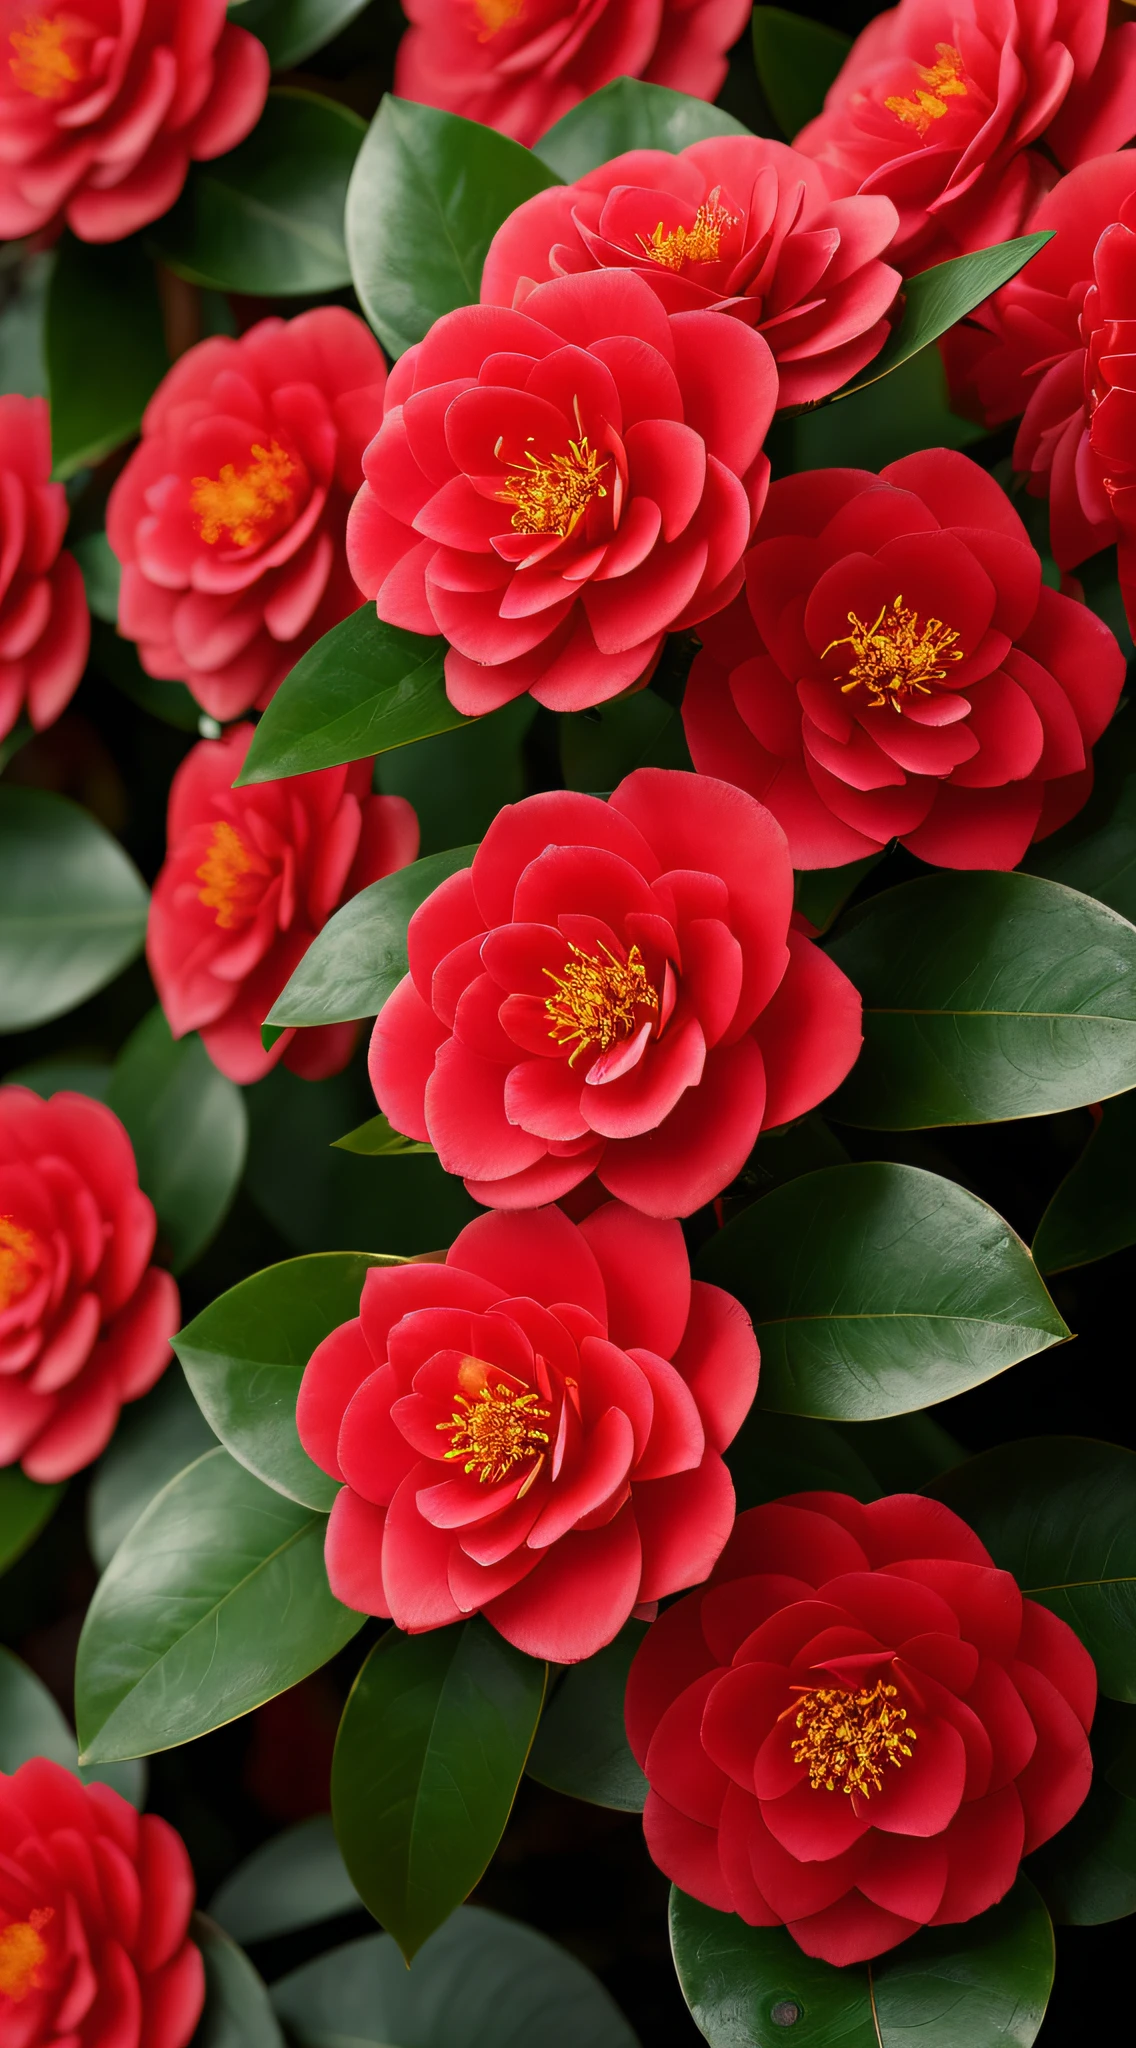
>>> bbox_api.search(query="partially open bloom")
[395,0,751,148]
[482,137,900,408]
[0,0,268,243]
[627,1491,1095,1964]
[684,450,1126,870]
[369,767,861,1217]
[148,723,419,1086]
[108,309,388,722]
[346,268,777,716]
[0,395,89,745]
[0,1088,179,1483]
[795,0,1136,269]
[298,1201,758,1661]
[0,1758,203,2044]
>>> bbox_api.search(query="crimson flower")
[1,395,89,745]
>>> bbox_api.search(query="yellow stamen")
[823,594,964,710]
[474,0,524,37]
[885,43,968,135]
[9,15,80,98]
[0,1216,41,1313]
[190,440,297,548]
[439,1358,551,1485]
[498,429,609,540]
[196,821,260,930]
[0,1908,52,2002]
[638,194,738,272]
[543,940,658,1068]
[784,1680,916,1799]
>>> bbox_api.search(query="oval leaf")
[237,610,457,784]
[535,78,749,178]
[107,1008,247,1273]
[751,8,852,139]
[192,1915,285,2048]
[1033,1092,1136,1273]
[333,1110,434,1155]
[838,232,1053,398]
[0,1646,145,1807]
[0,788,149,1031]
[0,1467,63,1575]
[210,1816,361,1946]
[86,1367,217,1572]
[527,1623,648,1812]
[46,233,168,477]
[267,845,478,1028]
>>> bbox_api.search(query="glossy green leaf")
[76,1447,362,1762]
[1024,705,1136,922]
[192,1915,285,2048]
[228,0,371,67]
[695,1165,1066,1420]
[931,1437,1136,1703]
[839,232,1053,399]
[152,89,363,294]
[826,872,1136,1126]
[86,1367,217,1572]
[0,1646,146,1807]
[671,1876,1053,2047]
[0,789,149,1031]
[528,1623,648,1812]
[333,1110,434,1155]
[175,1252,396,1510]
[46,233,167,477]
[0,1467,63,1575]
[347,96,561,359]
[237,610,458,784]
[71,530,122,624]
[107,1008,247,1273]
[210,1816,361,1945]
[535,77,749,179]
[751,8,851,139]
[727,1409,879,1512]
[332,1620,547,1959]
[1033,1093,1136,1273]
[1028,1700,1136,1925]
[267,844,478,1027]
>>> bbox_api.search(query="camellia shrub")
[4,2,1136,2043]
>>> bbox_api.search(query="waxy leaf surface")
[267,845,478,1027]
[237,610,458,783]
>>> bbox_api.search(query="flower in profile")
[0,395,89,746]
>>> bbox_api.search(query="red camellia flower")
[627,1491,1095,1964]
[0,1088,179,1484]
[0,0,268,243]
[369,767,861,1217]
[394,0,751,148]
[795,0,1136,270]
[0,1757,203,2044]
[346,268,777,715]
[481,137,901,408]
[108,308,388,722]
[297,1201,759,1661]
[147,723,419,1087]
[684,450,1126,870]
[1,395,89,746]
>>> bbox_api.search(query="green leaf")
[271,1909,640,2047]
[175,1252,394,1511]
[0,250,50,399]
[46,233,167,478]
[695,1164,1067,1420]
[560,691,692,793]
[792,345,985,473]
[152,89,363,295]
[1032,1094,1136,1273]
[837,1413,967,1495]
[0,1467,63,1575]
[86,1367,217,1572]
[0,788,149,1032]
[76,1447,362,1762]
[838,232,1054,399]
[930,1437,1136,1702]
[671,1876,1054,2047]
[210,1815,360,1945]
[793,855,880,937]
[727,1409,879,1512]
[527,1624,648,1812]
[3,1056,110,1099]
[267,845,478,1028]
[333,1110,434,1155]
[346,96,562,359]
[1024,705,1136,921]
[535,77,750,179]
[237,610,457,783]
[826,871,1136,1127]
[0,1646,146,1807]
[751,7,851,140]
[192,1915,285,2048]
[71,530,121,625]
[228,0,371,68]
[107,1008,247,1273]
[332,1620,547,1960]
[1028,1699,1136,1926]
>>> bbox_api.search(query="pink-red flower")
[627,1491,1095,1964]
[394,0,751,149]
[0,0,268,243]
[795,0,1136,270]
[369,767,861,1217]
[297,1200,759,1661]
[0,395,89,746]
[684,449,1125,871]
[346,268,777,716]
[108,308,388,722]
[0,1088,179,1483]
[482,136,900,408]
[0,1757,203,2045]
[147,723,419,1087]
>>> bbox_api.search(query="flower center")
[543,940,659,1067]
[439,1358,551,1486]
[0,1215,43,1312]
[0,1909,53,2002]
[196,821,261,929]
[497,429,609,539]
[474,0,524,37]
[784,1680,917,1799]
[638,194,738,272]
[190,439,299,548]
[823,595,964,709]
[884,42,968,134]
[8,13,81,98]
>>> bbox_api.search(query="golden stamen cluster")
[885,43,968,134]
[785,1680,917,1799]
[440,1367,552,1486]
[191,440,298,547]
[497,432,609,539]
[824,594,964,709]
[544,941,659,1066]
[638,193,739,272]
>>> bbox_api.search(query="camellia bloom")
[627,1491,1095,1964]
[684,450,1126,870]
[0,1088,179,1483]
[369,767,861,1216]
[0,0,268,243]
[346,268,777,715]
[0,394,89,745]
[0,1757,203,2044]
[297,1201,759,1661]
[108,308,388,722]
[482,137,900,407]
[795,0,1136,269]
[394,0,751,149]
[147,723,419,1086]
